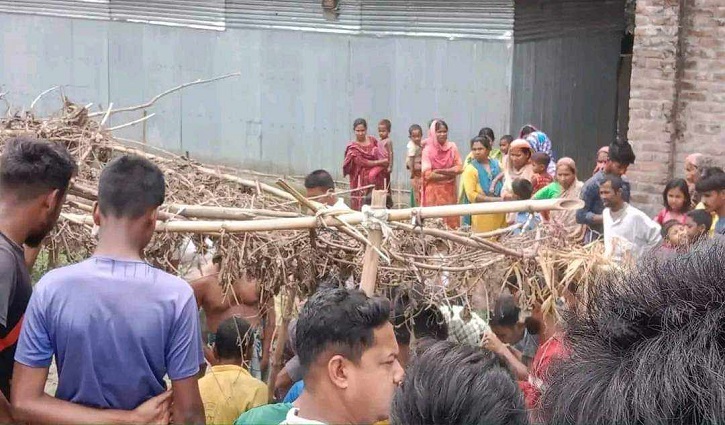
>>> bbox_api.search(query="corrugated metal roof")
[226,0,514,40]
[111,0,225,30]
[514,0,624,41]
[0,0,110,20]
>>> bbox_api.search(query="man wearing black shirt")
[0,137,76,421]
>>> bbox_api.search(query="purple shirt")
[15,257,203,410]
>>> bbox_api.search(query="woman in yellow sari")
[459,136,506,232]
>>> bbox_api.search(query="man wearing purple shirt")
[12,155,205,424]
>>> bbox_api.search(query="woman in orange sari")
[342,118,389,210]
[421,120,463,229]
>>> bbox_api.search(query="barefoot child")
[654,178,690,225]
[406,124,424,206]
[531,152,553,195]
[378,119,394,179]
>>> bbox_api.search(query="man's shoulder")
[153,268,195,299]
[0,244,20,272]
[235,402,293,425]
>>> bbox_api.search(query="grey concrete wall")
[0,13,514,186]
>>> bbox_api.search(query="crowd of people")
[0,132,723,425]
[342,118,725,262]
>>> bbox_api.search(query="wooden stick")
[88,72,242,117]
[360,190,387,296]
[276,184,375,207]
[61,198,583,233]
[107,112,155,131]
[163,204,301,220]
[389,222,522,257]
[30,86,59,112]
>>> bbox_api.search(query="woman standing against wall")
[421,120,463,229]
[342,118,389,210]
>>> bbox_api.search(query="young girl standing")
[654,178,691,225]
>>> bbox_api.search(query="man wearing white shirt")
[600,174,662,264]
[304,170,349,209]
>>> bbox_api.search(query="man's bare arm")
[170,376,205,425]
[11,363,171,425]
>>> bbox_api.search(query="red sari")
[421,122,462,229]
[519,334,567,412]
[343,136,387,210]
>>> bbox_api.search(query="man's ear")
[92,202,101,226]
[327,354,350,389]
[43,189,62,213]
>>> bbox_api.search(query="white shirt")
[279,408,326,425]
[603,203,662,264]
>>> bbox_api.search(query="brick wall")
[627,0,725,216]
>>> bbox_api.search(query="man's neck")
[610,202,627,214]
[94,225,145,261]
[215,358,244,368]
[0,206,29,246]
[295,390,357,425]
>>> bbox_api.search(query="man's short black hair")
[695,169,725,193]
[215,316,252,360]
[600,174,625,192]
[687,209,713,230]
[541,239,725,424]
[608,136,636,165]
[390,340,527,425]
[0,137,77,200]
[512,178,533,200]
[296,288,391,373]
[98,155,165,219]
[304,169,335,191]
[489,294,520,328]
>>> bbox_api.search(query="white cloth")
[279,408,326,425]
[603,203,662,264]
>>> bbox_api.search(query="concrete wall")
[0,13,514,186]
[627,0,725,215]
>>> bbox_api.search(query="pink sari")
[421,121,462,229]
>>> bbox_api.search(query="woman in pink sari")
[342,118,389,210]
[421,120,463,229]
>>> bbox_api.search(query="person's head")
[296,288,404,423]
[661,220,687,246]
[599,174,625,210]
[213,316,253,365]
[685,209,713,242]
[390,340,527,425]
[519,124,537,138]
[556,157,577,189]
[0,137,77,247]
[304,169,336,206]
[531,152,551,175]
[662,178,690,213]
[685,153,704,184]
[434,120,448,145]
[511,178,533,201]
[541,239,725,425]
[94,155,165,249]
[499,135,513,155]
[596,146,610,163]
[489,294,524,345]
[408,124,423,146]
[478,127,495,143]
[353,118,368,142]
[378,119,391,141]
[604,137,636,176]
[508,139,533,170]
[470,136,492,163]
[695,169,725,214]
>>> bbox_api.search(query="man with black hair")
[198,316,267,424]
[695,170,725,235]
[0,137,77,421]
[600,174,661,263]
[390,340,527,425]
[282,288,404,424]
[12,155,205,424]
[576,137,635,241]
[541,239,725,424]
[304,169,348,208]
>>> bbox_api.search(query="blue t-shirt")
[15,257,204,410]
[716,216,725,236]
[283,380,304,403]
[512,211,540,235]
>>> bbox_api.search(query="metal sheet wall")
[110,0,225,30]
[0,0,110,20]
[514,0,625,41]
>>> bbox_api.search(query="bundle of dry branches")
[0,95,606,318]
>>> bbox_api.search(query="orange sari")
[421,122,463,229]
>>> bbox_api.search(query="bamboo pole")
[61,198,583,234]
[267,287,296,402]
[360,190,387,296]
[162,204,302,220]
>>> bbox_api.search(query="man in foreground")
[541,239,725,424]
[12,155,205,424]
[600,174,661,264]
[282,288,404,424]
[0,137,77,422]
[304,169,348,208]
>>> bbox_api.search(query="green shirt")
[235,402,294,425]
[533,181,563,200]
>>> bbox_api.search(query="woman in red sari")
[421,120,463,229]
[342,118,389,210]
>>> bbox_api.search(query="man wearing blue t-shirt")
[12,155,205,424]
